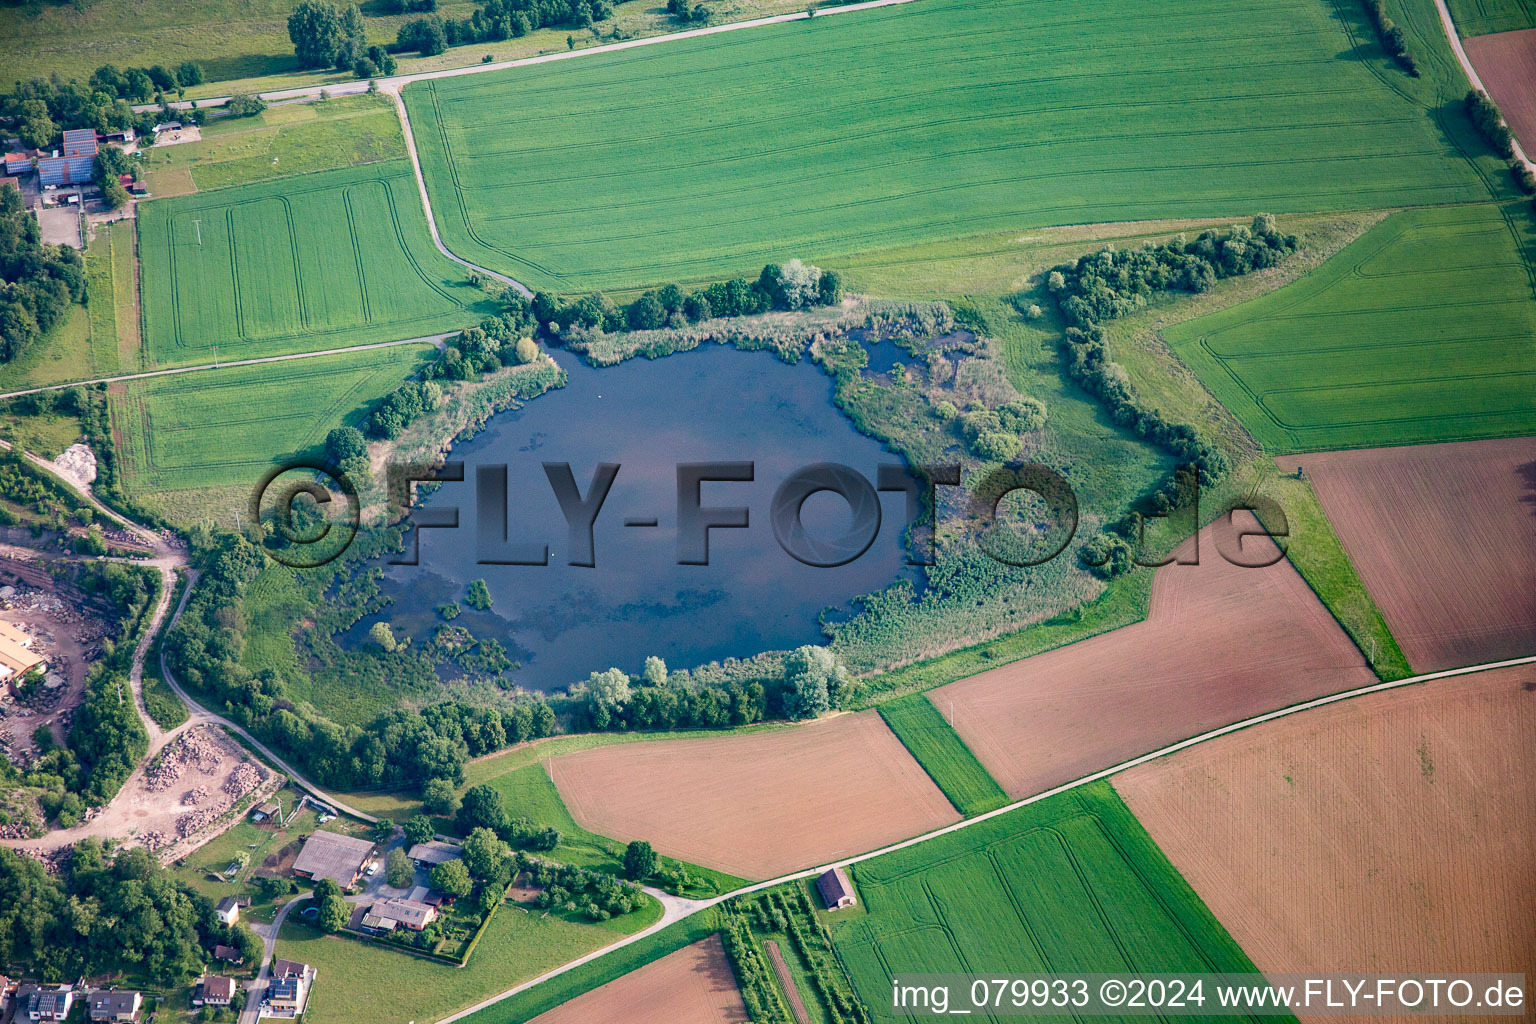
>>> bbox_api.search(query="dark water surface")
[360,345,916,689]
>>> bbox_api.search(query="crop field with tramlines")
[403,0,1490,292]
[1447,0,1536,35]
[831,782,1264,1022]
[1165,202,1536,452]
[136,160,495,367]
[108,344,435,500]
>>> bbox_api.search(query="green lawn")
[878,695,1008,815]
[831,781,1286,1023]
[107,342,435,502]
[1165,203,1536,453]
[405,0,1490,292]
[137,159,498,367]
[278,894,661,1024]
[1447,0,1536,34]
[140,94,406,197]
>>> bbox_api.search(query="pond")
[356,344,918,690]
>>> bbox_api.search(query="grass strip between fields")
[451,915,722,1024]
[877,695,1009,816]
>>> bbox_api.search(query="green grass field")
[140,95,406,197]
[108,343,434,509]
[278,893,661,1024]
[137,160,496,367]
[878,695,1008,815]
[1166,202,1536,453]
[1447,0,1536,34]
[405,0,1491,292]
[832,781,1281,1023]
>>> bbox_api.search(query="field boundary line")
[433,651,1536,1024]
[0,333,451,402]
[1433,0,1535,171]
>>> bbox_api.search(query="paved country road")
[130,0,933,297]
[432,652,1536,1024]
[0,333,451,404]
[1432,0,1536,172]
[131,0,924,115]
[0,448,1531,1018]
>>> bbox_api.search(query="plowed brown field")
[929,513,1376,797]
[1292,437,1536,671]
[528,935,747,1024]
[1465,29,1536,151]
[1115,665,1536,1016]
[552,711,960,879]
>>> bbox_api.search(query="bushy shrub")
[998,396,1047,432]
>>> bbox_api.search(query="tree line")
[0,841,261,984]
[2,62,204,148]
[163,521,861,806]
[1035,217,1298,574]
[1362,0,1418,76]
[532,259,843,337]
[396,0,618,56]
[0,185,85,363]
[1465,90,1536,196]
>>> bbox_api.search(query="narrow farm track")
[434,652,1536,1024]
[1434,0,1536,171]
[0,333,452,403]
[2,458,1531,1018]
[127,0,930,298]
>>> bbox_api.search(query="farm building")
[37,154,92,186]
[0,176,17,193]
[193,975,235,1007]
[61,128,98,157]
[292,831,374,887]
[252,800,280,821]
[407,840,460,867]
[85,989,142,1022]
[102,129,134,144]
[4,151,35,175]
[816,867,857,910]
[362,897,438,932]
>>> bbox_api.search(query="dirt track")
[1293,437,1536,672]
[1116,666,1536,1021]
[929,513,1377,798]
[526,935,747,1024]
[553,711,960,879]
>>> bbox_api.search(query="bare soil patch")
[1465,28,1536,152]
[1115,665,1536,1017]
[1292,437,1536,671]
[552,712,960,879]
[2,723,270,855]
[0,576,111,759]
[930,513,1376,798]
[528,934,748,1024]
[765,939,810,1024]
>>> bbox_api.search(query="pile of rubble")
[223,762,264,799]
[181,786,209,807]
[147,729,225,791]
[175,806,221,837]
[0,818,37,840]
[140,829,168,851]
